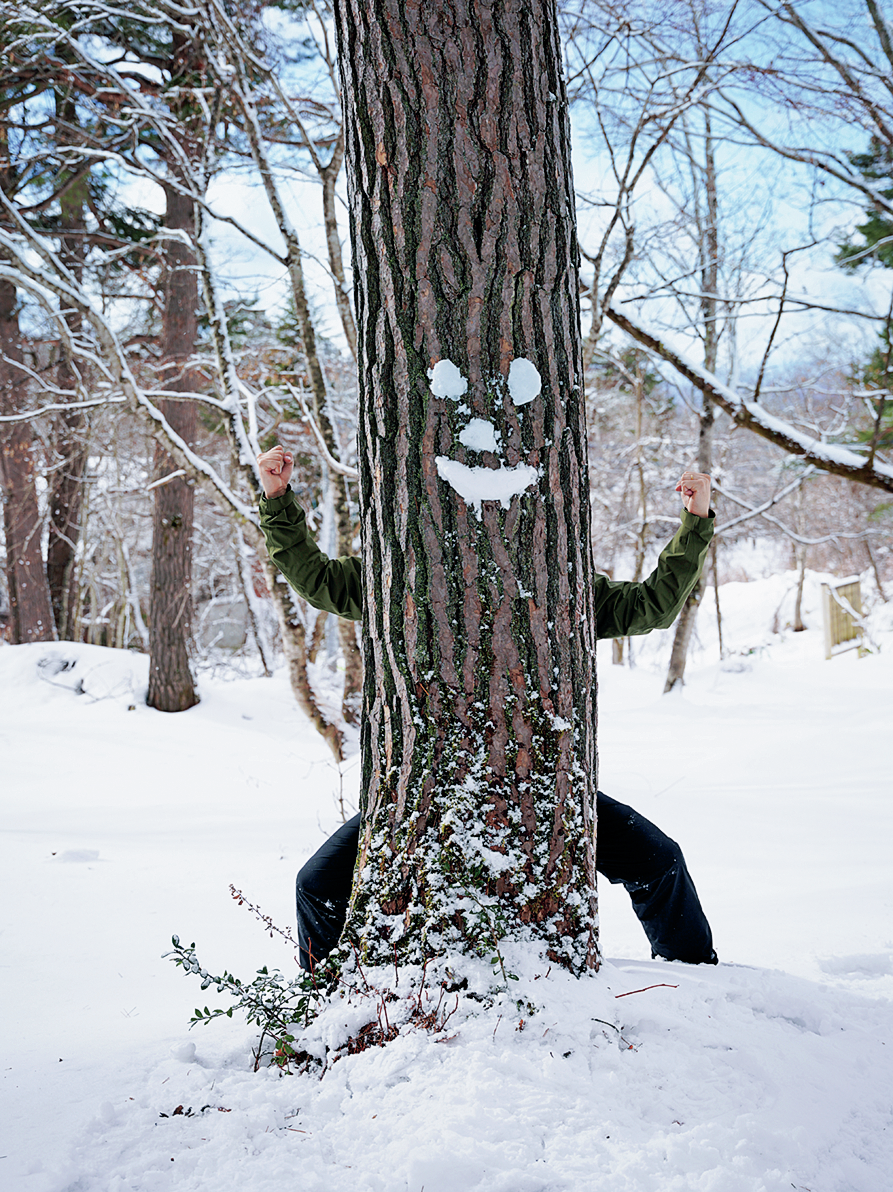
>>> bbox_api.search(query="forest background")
[1,0,892,744]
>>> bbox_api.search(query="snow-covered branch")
[283,383,359,479]
[606,305,893,494]
[713,467,818,536]
[0,396,126,423]
[0,211,261,530]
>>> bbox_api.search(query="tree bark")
[335,0,599,972]
[0,279,55,644]
[147,185,199,712]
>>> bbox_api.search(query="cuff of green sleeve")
[679,506,715,535]
[259,488,296,514]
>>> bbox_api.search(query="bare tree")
[664,101,720,692]
[565,0,893,506]
[216,15,364,725]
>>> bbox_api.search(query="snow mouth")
[434,456,539,518]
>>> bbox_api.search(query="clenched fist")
[257,444,294,499]
[675,471,711,518]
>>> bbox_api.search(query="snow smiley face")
[428,357,542,520]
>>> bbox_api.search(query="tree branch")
[606,304,893,492]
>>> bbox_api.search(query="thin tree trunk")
[321,130,359,361]
[232,75,364,721]
[46,406,89,640]
[616,370,648,668]
[793,544,808,631]
[147,185,199,712]
[235,526,273,675]
[665,107,717,694]
[263,558,343,760]
[46,86,90,641]
[792,481,808,630]
[864,537,887,602]
[0,415,56,645]
[664,577,703,692]
[308,608,328,664]
[711,539,723,657]
[335,0,599,972]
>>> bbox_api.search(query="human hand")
[675,471,711,518]
[257,444,294,499]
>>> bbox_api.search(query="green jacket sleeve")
[593,508,714,640]
[259,488,363,622]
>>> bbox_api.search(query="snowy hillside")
[2,569,892,1192]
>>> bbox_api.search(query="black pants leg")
[294,813,362,971]
[294,796,716,970]
[595,791,717,964]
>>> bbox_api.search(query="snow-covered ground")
[2,569,892,1192]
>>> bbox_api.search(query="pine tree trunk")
[335,0,599,972]
[147,185,198,712]
[0,278,56,645]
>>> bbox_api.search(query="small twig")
[230,886,300,949]
[592,1017,637,1051]
[592,1017,622,1032]
[615,983,679,998]
[378,997,391,1038]
[416,958,429,1010]
[351,941,372,992]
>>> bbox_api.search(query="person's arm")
[594,471,714,640]
[257,446,363,622]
